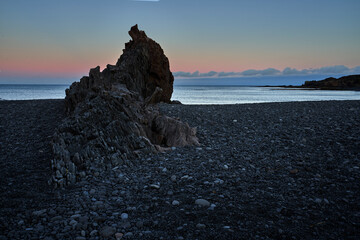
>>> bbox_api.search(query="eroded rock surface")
[51,25,198,187]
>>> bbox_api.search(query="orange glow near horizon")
[1,44,359,78]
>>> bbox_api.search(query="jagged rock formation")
[302,75,360,90]
[50,25,198,188]
[65,25,174,112]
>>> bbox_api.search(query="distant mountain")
[302,75,360,90]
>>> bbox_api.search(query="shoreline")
[1,99,359,239]
[2,98,360,105]
[260,85,360,91]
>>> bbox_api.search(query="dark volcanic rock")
[302,74,360,90]
[65,24,173,112]
[51,25,198,187]
[119,25,174,103]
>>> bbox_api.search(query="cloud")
[200,71,218,77]
[174,71,219,78]
[241,69,260,76]
[311,65,349,74]
[173,71,199,78]
[218,72,241,77]
[241,68,280,76]
[352,66,360,73]
[260,68,281,76]
[283,67,309,75]
[173,65,360,78]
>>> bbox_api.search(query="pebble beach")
[1,99,359,239]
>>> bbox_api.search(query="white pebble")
[150,184,160,189]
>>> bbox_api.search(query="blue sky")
[0,0,359,84]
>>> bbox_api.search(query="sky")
[0,0,360,84]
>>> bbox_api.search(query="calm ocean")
[0,84,360,104]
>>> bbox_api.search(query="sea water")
[172,86,360,104]
[1,84,360,104]
[0,84,68,100]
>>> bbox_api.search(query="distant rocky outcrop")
[302,75,360,90]
[50,25,198,188]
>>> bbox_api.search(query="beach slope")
[0,100,359,239]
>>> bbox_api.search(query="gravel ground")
[1,100,360,239]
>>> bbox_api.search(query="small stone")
[55,170,62,179]
[115,232,124,239]
[89,189,96,194]
[32,209,47,217]
[18,220,24,225]
[233,119,237,123]
[81,230,86,237]
[69,219,78,226]
[48,209,56,215]
[208,204,216,210]
[100,226,116,238]
[79,216,88,224]
[290,169,299,174]
[172,200,180,206]
[136,221,144,228]
[170,175,177,182]
[90,230,98,236]
[124,232,133,238]
[71,214,81,219]
[94,201,104,209]
[50,216,62,222]
[150,184,160,189]
[223,164,229,170]
[121,213,129,220]
[195,199,210,207]
[314,198,322,203]
[121,221,131,229]
[196,223,206,229]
